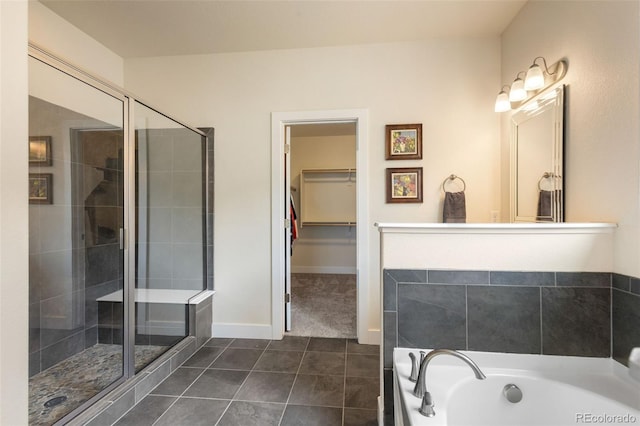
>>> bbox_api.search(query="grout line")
[342,338,348,426]
[539,287,544,354]
[610,286,614,358]
[167,395,231,401]
[149,395,183,426]
[278,338,310,426]
[152,340,231,426]
[340,342,349,425]
[464,285,469,351]
[214,338,270,426]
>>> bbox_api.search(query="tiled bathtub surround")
[382,269,640,424]
[613,273,640,364]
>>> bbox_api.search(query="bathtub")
[393,348,640,426]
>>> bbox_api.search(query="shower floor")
[29,344,167,426]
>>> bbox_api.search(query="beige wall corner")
[0,0,29,423]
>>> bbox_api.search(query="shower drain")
[44,396,67,408]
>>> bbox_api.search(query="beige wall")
[291,133,357,274]
[124,38,502,336]
[29,1,124,86]
[0,1,29,423]
[501,0,640,276]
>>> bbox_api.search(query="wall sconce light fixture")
[509,72,527,102]
[524,57,547,90]
[495,56,567,112]
[495,85,511,112]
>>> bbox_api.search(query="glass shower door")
[28,46,209,425]
[132,101,206,371]
[28,54,126,425]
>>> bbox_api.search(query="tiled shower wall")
[382,269,640,424]
[29,98,124,377]
[97,127,213,344]
[136,127,205,292]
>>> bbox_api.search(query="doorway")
[271,109,370,342]
[287,123,357,337]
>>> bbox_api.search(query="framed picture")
[29,136,52,166]
[29,173,53,204]
[385,124,422,160]
[386,167,423,203]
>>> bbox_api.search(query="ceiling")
[40,0,527,58]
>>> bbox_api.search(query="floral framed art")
[29,136,52,166]
[385,124,422,160]
[386,167,423,203]
[29,173,53,204]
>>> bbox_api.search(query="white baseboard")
[291,266,357,274]
[211,322,273,339]
[211,323,376,343]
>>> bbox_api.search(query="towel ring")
[442,174,466,192]
[538,172,557,190]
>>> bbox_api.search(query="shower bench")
[96,289,215,344]
[96,288,214,305]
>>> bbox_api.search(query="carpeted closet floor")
[288,273,357,338]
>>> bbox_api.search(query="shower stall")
[27,46,213,425]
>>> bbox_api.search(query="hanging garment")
[290,195,298,254]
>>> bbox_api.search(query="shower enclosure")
[28,46,211,425]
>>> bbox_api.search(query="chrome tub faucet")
[412,349,486,417]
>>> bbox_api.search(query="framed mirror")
[510,85,564,222]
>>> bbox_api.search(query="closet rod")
[302,221,357,227]
[301,168,356,174]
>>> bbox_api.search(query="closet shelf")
[302,221,357,227]
[300,168,356,227]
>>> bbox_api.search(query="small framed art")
[29,136,52,166]
[386,167,423,203]
[385,124,422,160]
[29,173,53,204]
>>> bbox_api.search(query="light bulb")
[509,78,526,102]
[525,64,545,90]
[494,90,511,112]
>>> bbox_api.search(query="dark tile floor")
[114,336,380,426]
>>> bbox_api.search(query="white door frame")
[271,109,370,341]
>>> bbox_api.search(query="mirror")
[510,85,564,222]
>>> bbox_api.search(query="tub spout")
[413,349,486,404]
